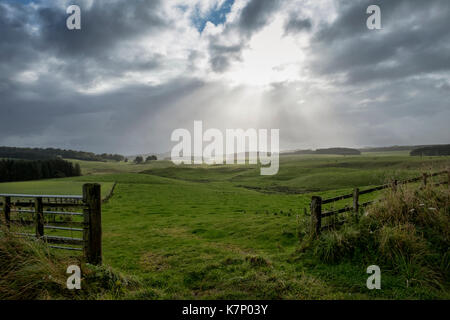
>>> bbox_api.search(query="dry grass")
[0,228,140,300]
[0,228,78,299]
[306,183,450,294]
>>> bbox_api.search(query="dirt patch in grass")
[139,252,169,272]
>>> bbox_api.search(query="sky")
[0,0,449,155]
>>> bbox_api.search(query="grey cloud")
[52,52,166,87]
[238,0,281,36]
[1,0,449,154]
[0,75,206,154]
[263,77,450,149]
[283,14,312,35]
[37,0,166,58]
[208,42,244,72]
[0,4,39,83]
[0,0,202,154]
[210,55,231,73]
[338,78,450,147]
[0,0,167,88]
[311,0,450,83]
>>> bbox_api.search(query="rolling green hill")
[0,151,448,299]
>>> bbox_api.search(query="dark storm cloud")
[53,52,166,87]
[0,0,173,153]
[37,0,165,58]
[311,0,450,83]
[0,0,167,85]
[0,75,206,153]
[237,0,281,36]
[303,0,450,148]
[38,0,167,84]
[0,4,32,58]
[0,4,37,82]
[283,13,311,35]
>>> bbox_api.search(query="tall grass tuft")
[304,182,450,291]
[0,228,140,300]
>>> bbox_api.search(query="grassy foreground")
[0,152,448,299]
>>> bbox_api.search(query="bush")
[145,155,157,162]
[134,156,144,164]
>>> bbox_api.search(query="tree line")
[410,145,450,156]
[0,146,124,162]
[133,155,158,164]
[285,147,361,156]
[0,159,81,182]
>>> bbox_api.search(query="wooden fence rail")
[310,170,449,237]
[0,183,102,265]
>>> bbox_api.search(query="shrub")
[134,156,144,164]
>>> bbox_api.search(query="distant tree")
[0,146,125,162]
[145,155,157,162]
[410,145,450,157]
[0,159,81,182]
[315,148,361,156]
[134,156,144,164]
[124,158,128,163]
[74,163,82,176]
[100,153,125,161]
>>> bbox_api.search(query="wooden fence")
[0,183,102,265]
[310,170,450,237]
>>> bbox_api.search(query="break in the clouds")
[0,0,449,155]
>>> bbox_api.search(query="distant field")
[1,152,449,299]
[70,159,174,175]
[0,179,114,199]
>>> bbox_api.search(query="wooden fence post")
[310,196,322,237]
[353,188,359,214]
[422,173,428,186]
[3,196,11,229]
[83,183,102,265]
[35,197,44,238]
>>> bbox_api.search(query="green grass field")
[1,152,449,299]
[0,180,114,199]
